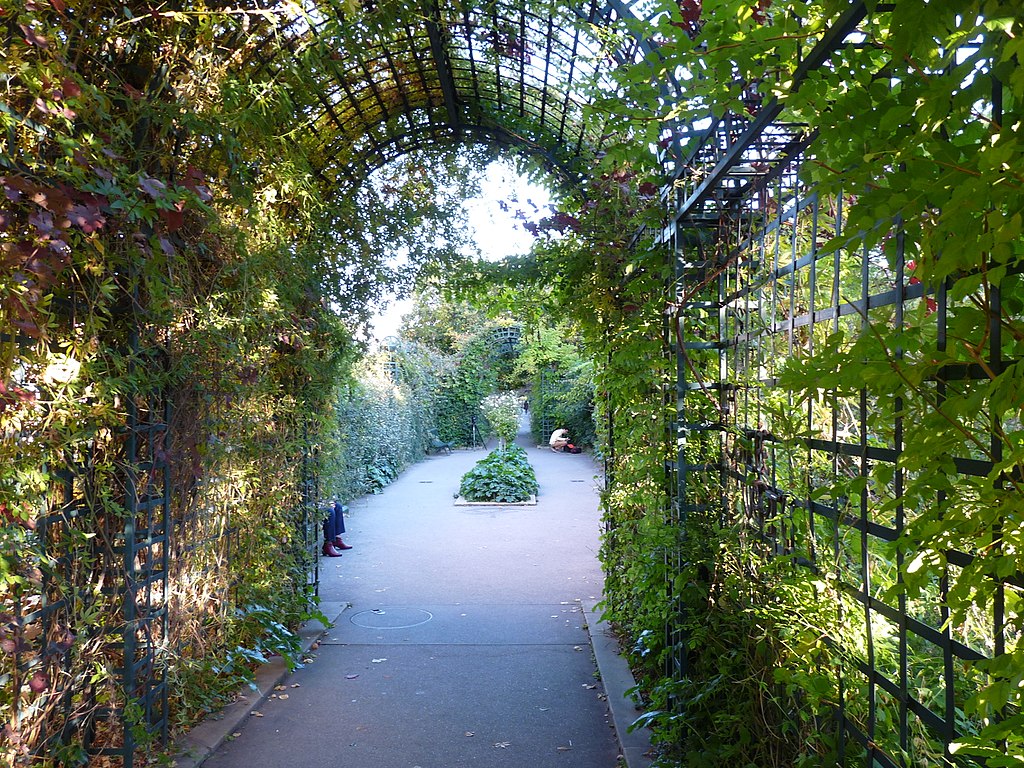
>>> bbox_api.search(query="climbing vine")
[0,4,489,763]
[574,1,1024,765]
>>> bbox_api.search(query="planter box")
[452,494,537,507]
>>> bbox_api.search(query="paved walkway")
[197,423,643,768]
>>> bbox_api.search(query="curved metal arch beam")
[249,0,673,188]
[425,0,462,128]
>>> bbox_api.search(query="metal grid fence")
[666,5,1017,764]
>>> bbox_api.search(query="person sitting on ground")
[322,500,353,557]
[549,428,570,452]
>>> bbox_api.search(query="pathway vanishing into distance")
[201,422,630,768]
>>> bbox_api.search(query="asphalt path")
[202,421,622,768]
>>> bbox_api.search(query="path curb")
[583,603,654,768]
[171,600,350,768]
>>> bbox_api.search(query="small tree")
[479,391,521,451]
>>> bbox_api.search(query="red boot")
[333,536,353,551]
[322,541,343,557]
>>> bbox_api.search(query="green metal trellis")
[662,3,1016,763]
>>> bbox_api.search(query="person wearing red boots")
[322,500,353,557]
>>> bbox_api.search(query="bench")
[427,432,453,455]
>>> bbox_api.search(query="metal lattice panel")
[667,2,1018,764]
[238,0,657,185]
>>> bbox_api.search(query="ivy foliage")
[0,4,492,762]
[515,325,596,448]
[329,342,446,498]
[429,319,523,446]
[573,1,1024,765]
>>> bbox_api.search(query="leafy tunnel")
[2,2,1023,767]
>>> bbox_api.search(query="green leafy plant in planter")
[458,445,538,503]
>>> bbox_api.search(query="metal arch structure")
[2,6,675,767]
[237,0,666,187]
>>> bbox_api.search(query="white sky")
[371,160,551,342]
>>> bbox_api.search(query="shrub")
[479,391,522,450]
[458,445,538,502]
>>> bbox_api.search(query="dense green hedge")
[327,343,444,499]
[431,321,521,446]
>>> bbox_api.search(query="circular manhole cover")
[350,608,433,629]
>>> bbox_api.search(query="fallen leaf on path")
[371,658,387,663]
[346,674,360,679]
[582,684,597,689]
[278,694,289,700]
[251,711,263,717]
[464,732,475,737]
[493,741,511,749]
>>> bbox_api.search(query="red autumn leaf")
[48,239,71,260]
[29,185,71,214]
[2,180,22,202]
[68,203,106,233]
[11,318,41,338]
[28,672,49,693]
[34,97,54,116]
[159,206,184,232]
[28,211,57,237]
[139,175,166,200]
[50,0,67,12]
[23,254,56,279]
[18,24,49,49]
[53,629,75,654]
[678,0,701,24]
[122,83,144,100]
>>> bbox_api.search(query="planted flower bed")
[458,445,538,503]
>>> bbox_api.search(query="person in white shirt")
[549,428,570,452]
